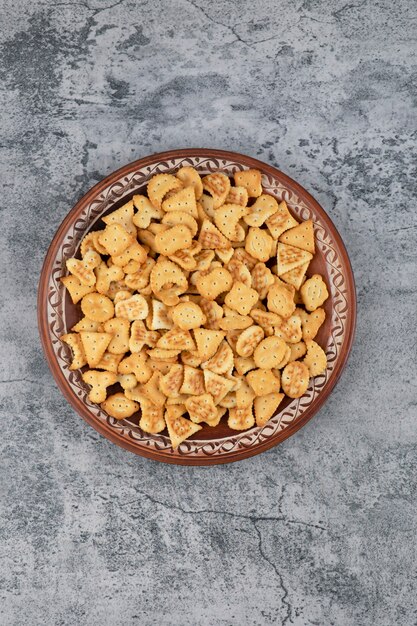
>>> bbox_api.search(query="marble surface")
[1,0,416,624]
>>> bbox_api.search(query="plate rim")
[38,148,357,465]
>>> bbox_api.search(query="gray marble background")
[1,0,416,624]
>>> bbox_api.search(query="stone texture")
[0,0,416,624]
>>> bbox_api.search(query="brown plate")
[38,149,356,465]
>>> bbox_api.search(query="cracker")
[61,275,95,304]
[214,203,246,242]
[199,193,216,219]
[235,325,265,357]
[226,259,252,288]
[226,186,248,207]
[235,378,255,409]
[277,242,313,275]
[218,310,253,331]
[246,368,280,396]
[289,341,307,362]
[202,172,231,208]
[66,250,101,287]
[111,240,147,268]
[102,200,136,235]
[243,194,278,227]
[300,274,329,311]
[150,257,188,294]
[125,257,155,291]
[193,329,225,361]
[117,373,137,391]
[203,370,235,405]
[250,309,283,333]
[95,352,123,373]
[162,186,198,218]
[82,370,118,403]
[267,283,296,319]
[232,247,258,271]
[201,340,234,375]
[196,266,233,300]
[185,393,218,424]
[254,393,284,426]
[80,231,108,257]
[218,393,237,409]
[147,348,181,360]
[180,365,205,395]
[195,249,215,271]
[266,200,299,239]
[80,331,112,368]
[253,336,287,369]
[199,298,224,329]
[147,173,182,209]
[132,194,164,228]
[275,345,291,369]
[129,320,159,353]
[141,371,167,407]
[234,169,262,198]
[170,301,206,330]
[251,262,275,299]
[61,333,87,370]
[162,211,198,237]
[115,294,148,321]
[224,281,259,316]
[234,356,256,376]
[280,261,309,290]
[139,398,166,434]
[148,299,173,331]
[304,340,327,376]
[274,314,302,344]
[198,219,231,250]
[71,317,102,333]
[101,392,139,419]
[281,361,310,398]
[95,263,125,295]
[215,247,234,264]
[181,350,203,368]
[98,224,135,257]
[154,224,192,256]
[295,307,326,341]
[176,166,203,199]
[279,219,315,253]
[118,351,152,384]
[157,328,196,351]
[228,406,255,430]
[160,364,184,398]
[165,410,202,448]
[245,227,274,263]
[103,317,130,354]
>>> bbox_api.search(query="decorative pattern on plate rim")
[47,156,348,458]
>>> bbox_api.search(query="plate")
[38,149,356,465]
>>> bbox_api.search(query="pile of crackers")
[61,166,329,448]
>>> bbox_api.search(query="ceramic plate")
[38,149,356,465]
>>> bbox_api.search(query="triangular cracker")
[162,186,198,217]
[80,332,112,368]
[198,219,231,250]
[193,329,225,361]
[280,261,310,290]
[277,242,313,275]
[254,392,284,426]
[203,370,235,405]
[102,200,136,235]
[279,219,315,253]
[165,410,202,448]
[61,275,95,304]
[265,200,299,239]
